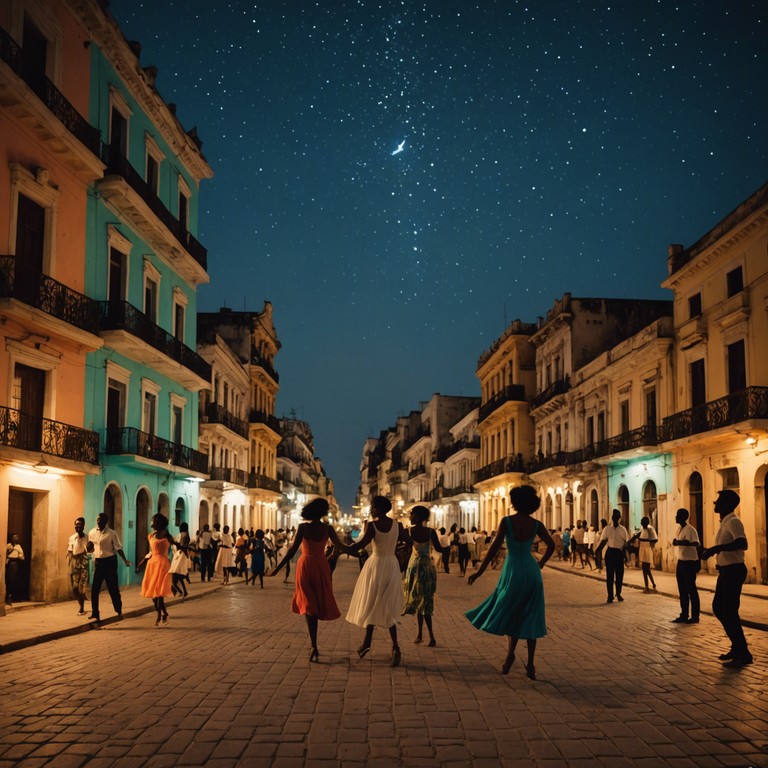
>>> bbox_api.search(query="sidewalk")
[0,577,223,655]
[546,556,768,630]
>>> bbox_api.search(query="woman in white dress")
[215,525,235,585]
[346,496,409,666]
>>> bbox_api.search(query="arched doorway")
[642,480,658,530]
[688,472,704,545]
[565,491,574,527]
[590,489,599,529]
[103,483,123,536]
[213,502,220,526]
[157,493,170,518]
[617,485,630,529]
[135,488,151,564]
[199,499,209,530]
[175,497,185,529]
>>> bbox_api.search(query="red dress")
[291,532,341,620]
[141,534,172,598]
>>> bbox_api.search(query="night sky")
[109,0,767,510]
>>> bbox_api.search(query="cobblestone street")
[0,558,766,768]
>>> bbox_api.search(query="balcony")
[249,409,282,435]
[106,427,208,475]
[99,300,211,390]
[0,26,103,177]
[0,257,101,346]
[478,385,526,423]
[530,377,570,411]
[661,387,768,443]
[0,406,99,466]
[408,464,426,479]
[251,349,279,383]
[405,423,431,450]
[525,451,570,473]
[248,472,281,493]
[473,456,526,484]
[98,150,207,284]
[207,466,248,486]
[444,437,481,459]
[200,402,249,439]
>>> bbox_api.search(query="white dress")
[346,519,404,628]
[215,532,235,572]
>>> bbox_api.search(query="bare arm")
[345,521,375,555]
[270,527,304,575]
[701,537,748,560]
[327,525,352,554]
[467,520,506,585]
[535,523,555,570]
[429,528,448,554]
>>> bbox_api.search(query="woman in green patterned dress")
[403,506,449,646]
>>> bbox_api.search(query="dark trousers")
[605,548,624,600]
[712,563,749,657]
[91,555,122,617]
[441,549,450,574]
[676,560,700,618]
[200,549,212,581]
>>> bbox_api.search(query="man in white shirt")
[670,508,701,624]
[87,513,132,622]
[66,517,90,615]
[198,524,213,582]
[595,509,629,603]
[701,490,752,668]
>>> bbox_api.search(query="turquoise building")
[83,27,213,583]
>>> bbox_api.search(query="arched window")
[157,493,169,517]
[618,485,630,529]
[213,502,220,525]
[590,489,599,528]
[688,472,703,544]
[546,495,554,528]
[642,480,658,530]
[565,491,574,527]
[136,488,151,564]
[199,499,210,529]
[175,497,185,529]
[103,483,123,536]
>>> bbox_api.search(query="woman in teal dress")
[403,506,449,646]
[467,485,555,680]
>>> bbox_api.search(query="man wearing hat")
[701,489,752,668]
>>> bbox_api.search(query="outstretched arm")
[429,529,448,554]
[345,522,374,555]
[270,527,304,576]
[327,525,353,554]
[467,520,506,585]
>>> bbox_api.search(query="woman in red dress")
[270,498,348,662]
[140,513,176,627]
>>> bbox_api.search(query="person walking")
[66,518,89,614]
[249,529,267,588]
[346,496,409,667]
[215,525,234,584]
[633,516,658,592]
[170,522,191,600]
[671,508,701,624]
[140,513,175,627]
[457,527,471,576]
[5,534,24,605]
[595,509,629,603]
[466,485,555,680]
[438,527,451,574]
[270,498,346,662]
[198,524,213,582]
[87,513,132,622]
[701,489,752,668]
[403,505,449,647]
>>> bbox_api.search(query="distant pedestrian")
[269,498,346,662]
[466,485,555,680]
[87,513,132,622]
[198,524,213,581]
[457,528,470,576]
[66,518,89,614]
[5,533,24,605]
[594,518,608,572]
[249,530,267,588]
[701,490,752,668]
[234,528,249,579]
[552,528,563,561]
[215,525,234,584]
[632,517,658,592]
[595,509,629,603]
[671,508,700,624]
[170,522,191,600]
[140,513,175,627]
[438,527,451,574]
[346,496,408,667]
[403,505,449,647]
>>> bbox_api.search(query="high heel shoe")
[428,639,436,647]
[357,644,370,659]
[525,663,536,680]
[413,636,423,644]
[391,647,402,667]
[502,651,515,675]
[309,648,319,663]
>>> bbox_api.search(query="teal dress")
[465,517,546,639]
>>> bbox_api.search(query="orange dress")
[141,534,172,598]
[291,532,340,620]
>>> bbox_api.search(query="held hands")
[467,573,479,586]
[700,547,714,560]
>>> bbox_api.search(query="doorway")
[136,488,150,564]
[7,489,33,601]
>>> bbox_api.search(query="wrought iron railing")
[473,455,525,483]
[530,377,570,411]
[99,300,211,381]
[248,409,281,433]
[425,485,444,501]
[0,257,100,334]
[478,385,526,422]
[444,437,480,458]
[247,472,281,492]
[600,425,658,455]
[100,149,207,271]
[106,427,208,474]
[208,466,248,486]
[0,405,99,464]
[661,387,768,442]
[200,402,249,438]
[251,349,280,383]
[0,26,101,156]
[405,423,431,449]
[408,464,426,479]
[526,451,570,473]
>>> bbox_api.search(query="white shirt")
[88,526,123,558]
[675,523,700,561]
[67,533,89,557]
[639,526,658,543]
[6,543,24,561]
[599,524,629,549]
[714,512,746,566]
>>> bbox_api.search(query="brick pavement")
[0,558,766,767]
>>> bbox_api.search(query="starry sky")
[110,0,767,511]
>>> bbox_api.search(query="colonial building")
[473,320,537,533]
[197,305,282,531]
[660,181,768,582]
[0,0,104,608]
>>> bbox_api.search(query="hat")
[716,489,740,511]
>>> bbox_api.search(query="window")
[617,485,630,528]
[13,363,45,449]
[170,393,186,447]
[586,415,594,445]
[726,266,744,298]
[178,188,189,230]
[688,292,702,319]
[642,480,658,530]
[108,248,126,301]
[143,259,161,323]
[172,287,188,343]
[596,412,605,442]
[720,467,739,491]
[688,472,704,543]
[727,339,746,394]
[110,106,128,158]
[22,15,48,85]
[106,379,126,430]
[15,194,45,273]
[690,359,706,407]
[144,133,164,196]
[619,400,630,434]
[143,391,157,435]
[645,389,657,432]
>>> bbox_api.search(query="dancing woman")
[141,513,176,627]
[466,485,554,680]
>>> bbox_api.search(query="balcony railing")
[208,466,248,486]
[200,403,249,438]
[0,257,100,334]
[526,451,570,473]
[530,377,570,411]
[251,349,279,383]
[101,149,207,271]
[106,427,208,474]
[0,406,99,464]
[408,464,426,479]
[248,472,281,493]
[444,437,481,458]
[478,385,526,423]
[473,455,526,483]
[0,26,101,156]
[100,300,211,381]
[661,387,768,442]
[249,409,282,434]
[405,423,431,450]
